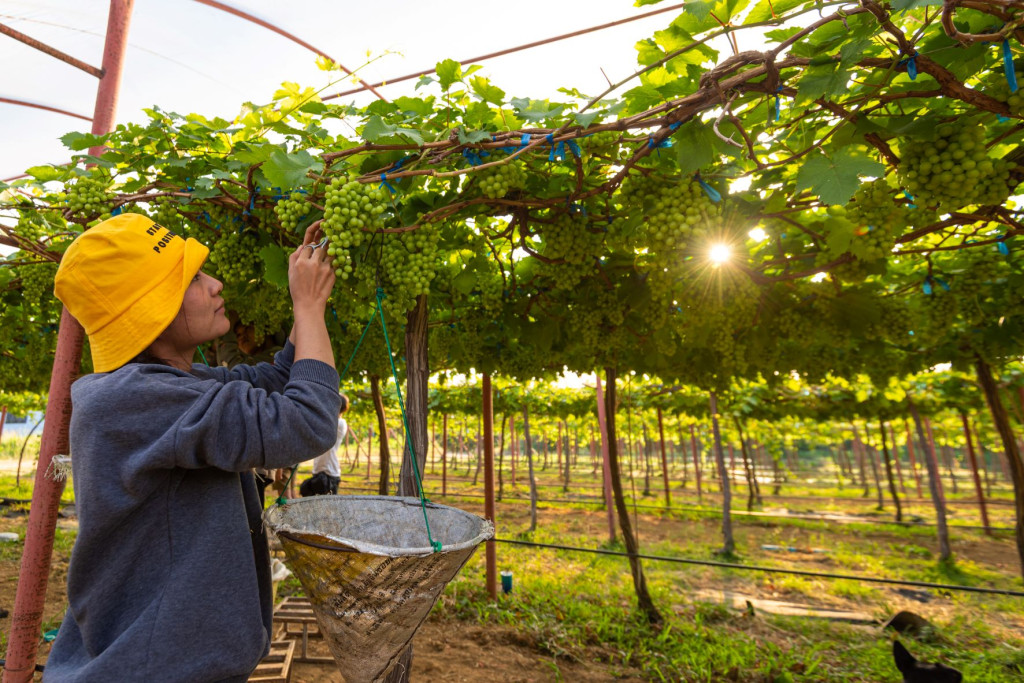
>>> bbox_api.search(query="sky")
[0,0,685,180]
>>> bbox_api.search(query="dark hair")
[339,394,350,414]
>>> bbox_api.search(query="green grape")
[18,262,58,304]
[149,196,186,231]
[321,176,388,285]
[618,174,724,261]
[274,192,309,232]
[61,176,113,224]
[233,283,292,343]
[538,213,604,290]
[376,221,441,314]
[473,162,526,199]
[898,123,1014,210]
[207,230,262,284]
[981,68,1024,115]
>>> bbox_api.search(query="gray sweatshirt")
[44,343,340,682]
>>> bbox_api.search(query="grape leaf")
[674,121,716,174]
[795,150,885,205]
[436,59,462,90]
[258,244,289,289]
[262,148,322,190]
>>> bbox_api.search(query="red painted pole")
[594,376,616,544]
[482,375,496,601]
[4,4,134,681]
[0,405,7,444]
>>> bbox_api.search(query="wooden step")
[248,639,296,683]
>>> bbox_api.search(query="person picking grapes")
[45,214,339,682]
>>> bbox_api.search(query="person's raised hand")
[289,220,335,315]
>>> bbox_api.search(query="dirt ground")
[0,492,1019,682]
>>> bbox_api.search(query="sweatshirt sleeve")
[194,341,298,394]
[170,359,341,471]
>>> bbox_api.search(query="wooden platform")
[693,589,875,622]
[273,596,334,664]
[248,639,296,683]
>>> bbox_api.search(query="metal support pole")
[4,4,134,680]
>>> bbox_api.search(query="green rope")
[375,287,440,552]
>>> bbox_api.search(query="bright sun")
[709,244,731,264]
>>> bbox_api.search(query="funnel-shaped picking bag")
[264,496,493,683]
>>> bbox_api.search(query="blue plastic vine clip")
[110,205,123,217]
[1005,39,1019,93]
[567,139,582,159]
[998,240,1011,255]
[546,133,565,161]
[922,277,934,295]
[774,85,784,122]
[903,190,917,209]
[520,133,531,148]
[668,122,681,131]
[695,174,722,202]
[462,148,488,166]
[379,173,397,194]
[936,277,951,291]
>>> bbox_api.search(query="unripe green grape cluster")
[322,177,387,281]
[18,262,58,305]
[235,283,292,343]
[378,222,440,312]
[478,274,504,313]
[621,174,723,259]
[898,123,1014,210]
[843,181,902,260]
[149,196,186,231]
[539,213,603,290]
[474,163,526,199]
[208,231,261,284]
[274,192,308,232]
[61,176,112,223]
[983,69,1024,115]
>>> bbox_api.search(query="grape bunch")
[538,213,604,290]
[322,176,388,282]
[18,262,59,306]
[473,162,526,199]
[235,283,292,343]
[208,230,262,284]
[62,176,112,223]
[149,196,186,232]
[620,174,723,261]
[982,68,1024,115]
[377,222,440,313]
[274,192,308,232]
[898,123,1014,210]
[843,181,902,259]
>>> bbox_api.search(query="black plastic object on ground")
[264,495,493,683]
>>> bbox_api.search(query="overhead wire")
[323,2,686,101]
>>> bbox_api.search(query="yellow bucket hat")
[54,213,209,373]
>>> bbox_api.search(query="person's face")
[161,270,231,347]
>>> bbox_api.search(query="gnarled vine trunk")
[370,375,390,496]
[605,368,662,625]
[974,357,1024,579]
[710,392,734,555]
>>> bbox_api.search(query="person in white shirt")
[300,394,348,496]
